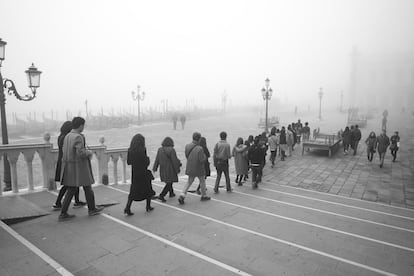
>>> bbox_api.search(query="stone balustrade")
[0,134,128,195]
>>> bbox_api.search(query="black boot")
[146,198,154,212]
[124,198,134,216]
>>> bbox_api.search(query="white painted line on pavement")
[107,185,398,276]
[48,190,250,275]
[261,178,414,213]
[120,179,414,233]
[223,173,414,219]
[151,182,414,252]
[101,213,252,276]
[204,181,414,233]
[258,182,414,221]
[0,220,73,276]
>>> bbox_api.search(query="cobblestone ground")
[260,111,414,209]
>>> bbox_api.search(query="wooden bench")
[302,134,342,157]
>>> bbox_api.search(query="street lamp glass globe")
[265,78,270,88]
[25,63,42,88]
[0,38,6,61]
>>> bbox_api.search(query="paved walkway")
[259,112,414,209]
[1,111,414,275]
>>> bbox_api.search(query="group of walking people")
[365,130,400,168]
[341,124,400,168]
[53,116,402,218]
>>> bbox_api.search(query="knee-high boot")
[146,198,154,212]
[124,198,134,216]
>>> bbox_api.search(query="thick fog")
[1,0,413,119]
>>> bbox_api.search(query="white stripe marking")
[260,175,414,213]
[121,178,414,233]
[226,185,414,233]
[151,182,414,252]
[0,220,73,276]
[101,213,252,276]
[47,190,251,276]
[260,183,414,221]
[107,185,397,276]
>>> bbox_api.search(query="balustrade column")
[7,152,20,193]
[121,155,127,184]
[38,141,56,189]
[112,155,119,185]
[94,149,108,184]
[24,151,35,191]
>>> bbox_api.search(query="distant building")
[350,48,414,112]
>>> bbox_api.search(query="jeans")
[251,164,263,184]
[214,162,231,191]
[181,176,206,197]
[270,150,277,165]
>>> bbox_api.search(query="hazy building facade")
[351,49,414,112]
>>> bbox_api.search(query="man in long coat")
[178,132,210,204]
[59,117,103,221]
[377,129,390,168]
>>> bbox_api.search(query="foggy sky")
[1,0,413,119]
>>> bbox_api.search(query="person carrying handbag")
[153,137,182,202]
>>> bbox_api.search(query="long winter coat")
[55,133,67,182]
[286,130,294,146]
[185,141,206,177]
[60,131,94,187]
[152,146,181,183]
[376,134,390,153]
[232,144,249,175]
[128,148,155,201]
[365,136,377,153]
[342,130,351,145]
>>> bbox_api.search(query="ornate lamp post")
[261,78,273,133]
[0,38,42,191]
[131,85,145,125]
[222,90,227,113]
[318,87,324,120]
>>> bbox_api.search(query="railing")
[0,134,129,196]
[314,132,342,145]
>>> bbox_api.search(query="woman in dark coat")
[232,137,249,185]
[365,131,377,162]
[53,121,85,209]
[124,134,155,215]
[153,137,181,202]
[279,127,288,161]
[376,130,390,168]
[390,131,400,162]
[342,126,351,155]
[196,137,211,194]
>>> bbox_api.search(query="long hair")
[199,137,207,148]
[129,133,145,153]
[60,121,73,135]
[369,131,376,138]
[236,137,243,147]
[161,136,174,147]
